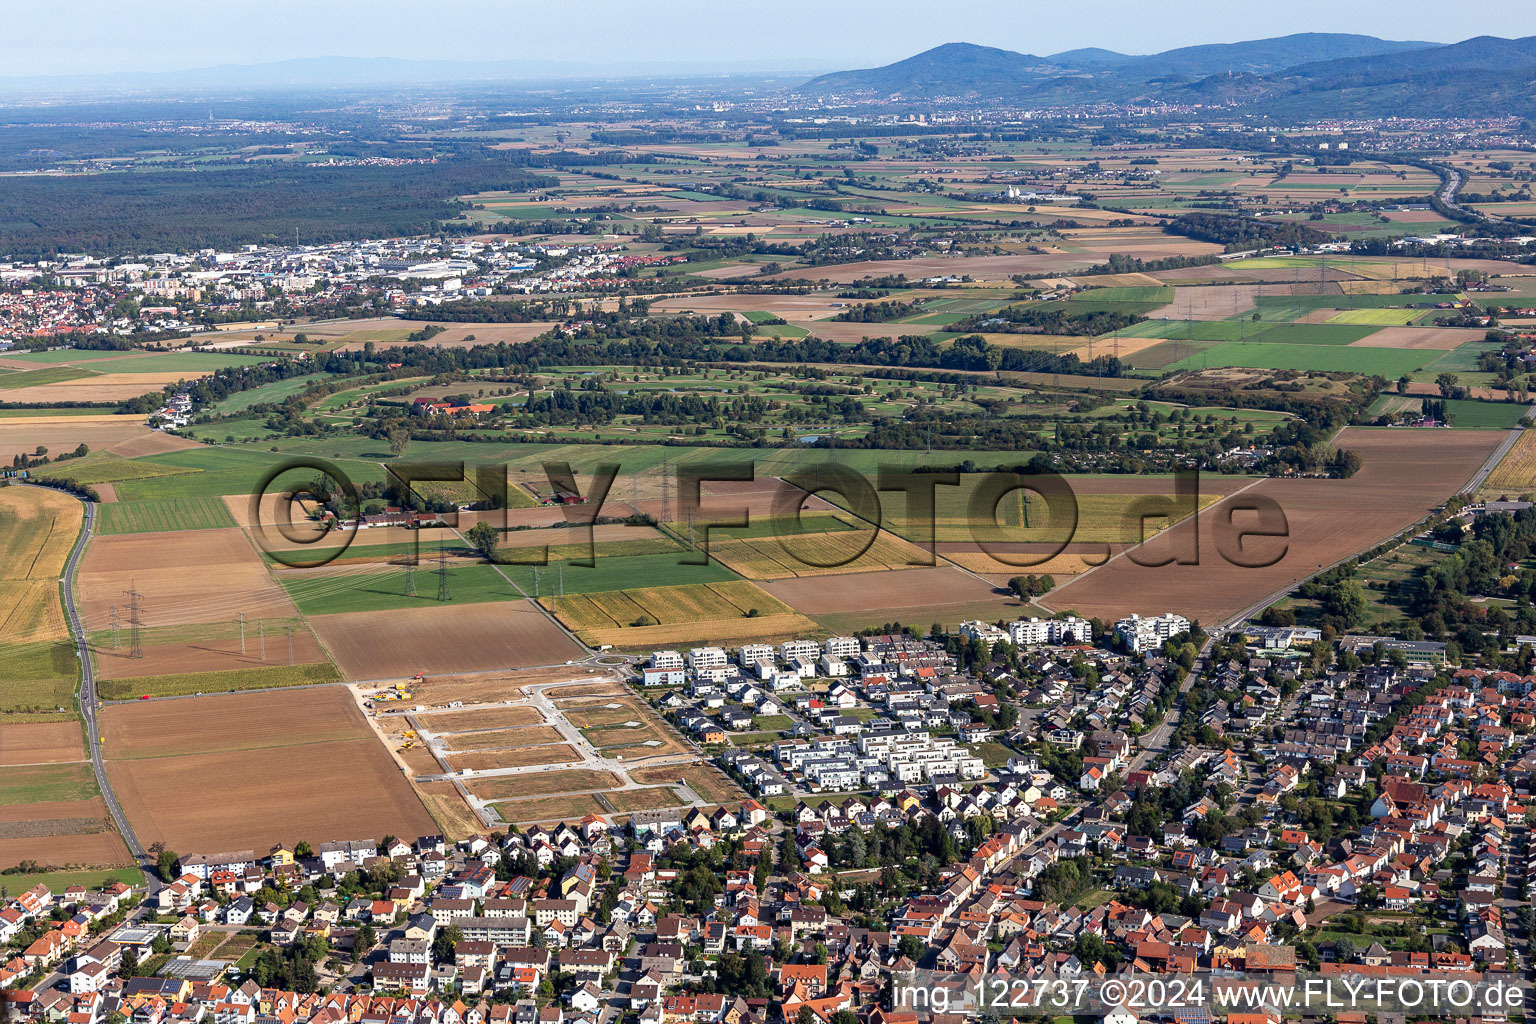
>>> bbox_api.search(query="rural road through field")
[47,487,158,890]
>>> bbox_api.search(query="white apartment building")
[650,650,683,670]
[780,639,820,663]
[1114,613,1191,654]
[958,620,1009,652]
[1009,616,1094,646]
[823,636,860,659]
[739,644,774,667]
[688,647,728,670]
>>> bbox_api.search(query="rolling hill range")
[799,34,1536,118]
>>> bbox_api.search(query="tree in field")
[465,521,500,561]
[387,428,411,458]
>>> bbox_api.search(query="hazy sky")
[6,0,1534,78]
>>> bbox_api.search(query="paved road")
[47,489,157,890]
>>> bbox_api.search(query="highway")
[47,488,158,890]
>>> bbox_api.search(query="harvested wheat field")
[1487,429,1536,494]
[0,486,80,649]
[543,580,819,649]
[0,416,156,463]
[311,600,584,680]
[107,431,203,458]
[335,322,556,352]
[1,374,210,404]
[762,564,1005,616]
[102,687,435,851]
[78,529,296,629]
[0,721,86,765]
[1042,428,1504,625]
[1348,326,1480,350]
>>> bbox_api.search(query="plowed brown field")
[310,600,584,680]
[1041,428,1503,624]
[102,687,434,851]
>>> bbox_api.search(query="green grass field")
[0,640,80,713]
[280,552,740,615]
[0,762,98,805]
[96,496,238,534]
[1324,309,1427,326]
[0,865,141,895]
[204,373,330,415]
[0,366,98,390]
[112,447,387,501]
[1073,286,1174,304]
[39,453,203,487]
[1113,320,1254,342]
[1165,341,1431,376]
[1253,293,1460,311]
[1440,399,1529,430]
[95,661,341,700]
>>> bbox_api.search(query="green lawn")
[96,496,238,534]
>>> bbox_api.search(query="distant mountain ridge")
[798,34,1536,118]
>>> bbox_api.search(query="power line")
[238,611,245,656]
[258,621,266,661]
[125,583,143,660]
[437,543,451,602]
[108,605,119,650]
[405,558,417,598]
